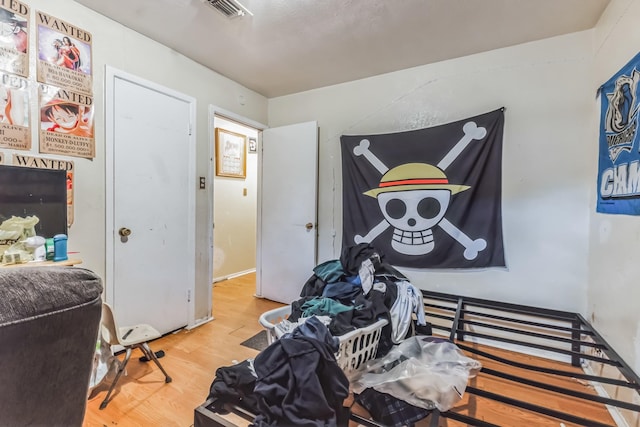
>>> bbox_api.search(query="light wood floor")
[83,273,617,427]
[84,273,282,427]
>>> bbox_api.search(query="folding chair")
[99,302,172,409]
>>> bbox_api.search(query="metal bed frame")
[195,291,640,427]
[420,290,640,427]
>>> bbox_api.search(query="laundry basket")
[258,305,387,375]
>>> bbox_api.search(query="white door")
[106,68,196,334]
[257,121,318,304]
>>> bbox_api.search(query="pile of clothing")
[284,243,429,356]
[208,317,350,426]
[207,243,434,426]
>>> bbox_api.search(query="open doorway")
[207,105,319,309]
[212,115,260,282]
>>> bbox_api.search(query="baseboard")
[213,268,256,284]
[187,315,215,330]
[582,360,629,427]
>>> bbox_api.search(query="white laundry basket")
[258,305,388,375]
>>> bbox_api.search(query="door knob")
[119,227,132,237]
[305,222,313,230]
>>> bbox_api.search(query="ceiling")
[73,0,610,98]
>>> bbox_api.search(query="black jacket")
[252,317,349,426]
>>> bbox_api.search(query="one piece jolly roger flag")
[340,108,505,269]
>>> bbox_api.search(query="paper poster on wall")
[38,84,94,159]
[0,72,29,150]
[36,11,92,96]
[597,51,640,215]
[12,154,75,226]
[0,1,28,77]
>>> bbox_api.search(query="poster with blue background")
[597,51,640,215]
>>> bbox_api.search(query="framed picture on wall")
[215,128,246,178]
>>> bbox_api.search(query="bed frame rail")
[422,289,640,426]
[195,291,640,427]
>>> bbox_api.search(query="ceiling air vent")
[202,0,253,19]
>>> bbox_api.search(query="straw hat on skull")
[363,163,470,198]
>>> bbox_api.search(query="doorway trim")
[208,104,266,302]
[105,65,197,327]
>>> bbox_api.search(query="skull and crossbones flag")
[340,108,505,269]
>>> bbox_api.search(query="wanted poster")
[12,154,75,226]
[0,72,29,150]
[36,11,92,95]
[39,84,94,159]
[0,1,28,77]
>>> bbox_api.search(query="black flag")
[340,109,505,269]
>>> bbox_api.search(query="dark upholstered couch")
[0,266,103,426]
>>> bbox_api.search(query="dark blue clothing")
[282,315,340,348]
[300,274,327,298]
[313,260,345,283]
[252,317,349,426]
[207,359,259,414]
[340,243,382,275]
[355,388,431,427]
[322,281,362,303]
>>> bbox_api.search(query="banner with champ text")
[597,51,640,215]
[341,109,505,269]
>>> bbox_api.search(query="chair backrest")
[101,302,122,346]
[0,266,103,426]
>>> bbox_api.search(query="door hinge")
[188,123,193,135]
[187,289,191,302]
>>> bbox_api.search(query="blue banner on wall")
[597,51,640,215]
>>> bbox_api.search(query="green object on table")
[45,238,54,261]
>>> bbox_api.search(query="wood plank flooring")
[83,273,617,427]
[84,273,282,427]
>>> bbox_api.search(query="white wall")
[269,31,595,314]
[1,0,268,322]
[589,0,640,387]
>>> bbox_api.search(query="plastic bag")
[89,334,120,391]
[351,336,482,411]
[0,216,39,263]
[1,242,34,264]
[0,215,39,240]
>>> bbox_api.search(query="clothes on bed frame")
[354,388,432,427]
[253,316,350,426]
[294,243,427,357]
[206,359,260,414]
[208,318,350,426]
[206,244,434,426]
[390,281,427,344]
